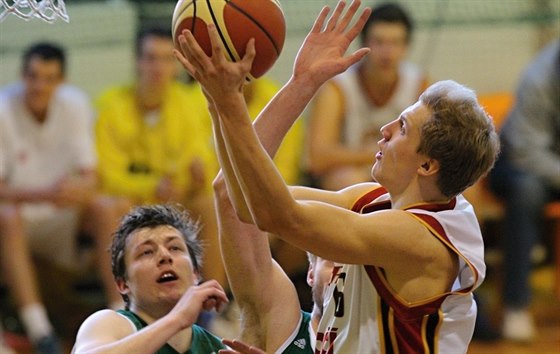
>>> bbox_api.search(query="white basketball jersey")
[315,187,485,354]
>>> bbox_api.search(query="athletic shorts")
[21,203,81,269]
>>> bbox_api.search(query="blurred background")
[1,0,559,97]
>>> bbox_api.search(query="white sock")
[19,304,53,342]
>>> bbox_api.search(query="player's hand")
[219,339,266,354]
[170,279,229,330]
[174,24,255,103]
[292,0,371,89]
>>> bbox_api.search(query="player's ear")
[193,270,203,285]
[307,264,315,287]
[116,277,130,296]
[418,158,439,176]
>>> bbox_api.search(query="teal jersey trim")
[116,310,224,354]
[281,311,313,354]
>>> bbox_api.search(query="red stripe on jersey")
[404,198,456,213]
[409,212,451,244]
[350,186,387,212]
[378,299,442,354]
[409,213,479,294]
[366,266,447,320]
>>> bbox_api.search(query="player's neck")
[129,303,174,324]
[390,186,449,210]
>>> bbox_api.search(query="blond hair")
[418,80,500,198]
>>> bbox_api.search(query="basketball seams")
[191,0,197,33]
[206,0,237,63]
[172,0,285,80]
[226,1,281,55]
[172,0,195,38]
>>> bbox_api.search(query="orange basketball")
[172,0,286,80]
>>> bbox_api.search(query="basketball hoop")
[0,0,69,23]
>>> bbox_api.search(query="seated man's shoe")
[502,308,535,342]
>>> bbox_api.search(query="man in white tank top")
[306,3,428,191]
[176,1,500,353]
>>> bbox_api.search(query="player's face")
[372,101,431,192]
[308,257,335,316]
[137,35,178,88]
[118,225,198,315]
[22,57,63,118]
[364,22,408,73]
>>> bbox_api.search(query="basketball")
[172,0,286,80]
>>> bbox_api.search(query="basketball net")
[0,0,68,23]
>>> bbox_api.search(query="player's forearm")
[217,97,296,232]
[74,317,183,354]
[212,77,316,221]
[214,179,275,305]
[252,75,320,157]
[208,96,253,222]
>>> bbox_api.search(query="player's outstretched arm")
[72,281,227,354]
[206,92,253,222]
[213,174,302,352]
[173,0,371,170]
[253,0,371,160]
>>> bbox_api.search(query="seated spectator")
[489,39,560,342]
[306,2,428,190]
[0,42,122,353]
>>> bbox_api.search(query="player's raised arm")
[179,0,392,264]
[174,0,371,216]
[213,174,302,352]
[252,0,371,156]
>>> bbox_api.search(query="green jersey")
[116,310,224,354]
[279,311,313,354]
